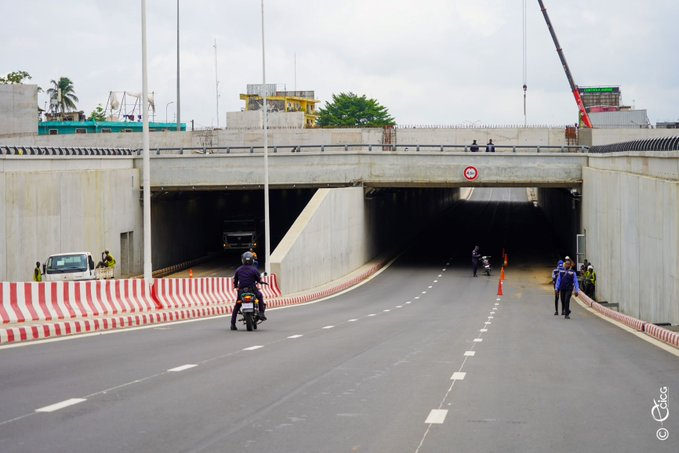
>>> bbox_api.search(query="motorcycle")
[481,256,492,276]
[235,283,267,331]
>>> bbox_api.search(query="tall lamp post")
[261,0,271,276]
[176,0,181,131]
[141,0,152,284]
[165,101,174,123]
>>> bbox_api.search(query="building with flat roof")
[227,84,319,129]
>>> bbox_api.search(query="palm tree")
[47,77,79,113]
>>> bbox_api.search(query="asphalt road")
[1,188,677,453]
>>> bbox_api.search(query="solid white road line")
[243,345,264,351]
[287,334,303,339]
[451,372,466,380]
[168,364,197,372]
[425,409,448,424]
[35,398,87,413]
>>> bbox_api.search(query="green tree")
[89,104,106,122]
[317,92,395,127]
[46,77,79,113]
[0,70,32,84]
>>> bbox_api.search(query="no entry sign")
[463,166,479,181]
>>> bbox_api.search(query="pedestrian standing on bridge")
[555,259,579,319]
[485,139,496,152]
[33,261,42,282]
[470,140,479,152]
[551,260,565,315]
[472,246,481,277]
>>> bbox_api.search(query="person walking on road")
[470,140,479,152]
[551,260,565,315]
[33,261,42,282]
[472,245,481,277]
[555,259,580,319]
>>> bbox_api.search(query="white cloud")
[2,0,677,127]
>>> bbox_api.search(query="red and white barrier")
[590,301,646,331]
[644,323,679,349]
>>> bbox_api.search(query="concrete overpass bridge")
[1,138,678,327]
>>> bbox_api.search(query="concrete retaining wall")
[581,163,679,324]
[270,186,459,294]
[0,157,143,282]
[0,84,38,136]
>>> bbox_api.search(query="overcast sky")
[2,0,678,129]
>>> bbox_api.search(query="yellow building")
[239,88,319,128]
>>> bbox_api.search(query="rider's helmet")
[242,251,254,265]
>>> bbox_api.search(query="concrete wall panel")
[582,166,679,324]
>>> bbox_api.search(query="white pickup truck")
[43,252,113,281]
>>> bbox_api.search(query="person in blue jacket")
[555,259,580,319]
[551,260,565,315]
[231,252,266,330]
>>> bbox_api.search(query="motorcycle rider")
[472,245,481,277]
[231,251,266,330]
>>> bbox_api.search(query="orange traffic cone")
[497,280,504,296]
[189,268,193,279]
[500,266,505,281]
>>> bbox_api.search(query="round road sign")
[464,166,479,181]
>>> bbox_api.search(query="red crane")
[537,0,593,128]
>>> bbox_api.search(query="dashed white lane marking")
[451,372,466,381]
[243,345,263,351]
[322,325,335,329]
[368,314,377,317]
[473,338,483,343]
[395,305,403,309]
[35,398,87,413]
[421,291,427,294]
[496,298,501,301]
[434,279,439,283]
[405,301,412,304]
[425,409,448,424]
[414,296,420,300]
[495,303,500,306]
[287,334,304,339]
[168,364,197,372]
[438,274,442,278]
[480,329,488,332]
[428,285,433,289]
[383,309,391,313]
[347,319,358,322]
[484,322,492,326]
[488,316,494,320]
[464,351,476,357]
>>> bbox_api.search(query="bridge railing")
[137,144,590,155]
[0,146,135,156]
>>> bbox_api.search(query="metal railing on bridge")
[0,146,135,156]
[589,136,679,153]
[136,144,590,155]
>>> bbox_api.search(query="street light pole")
[141,0,152,284]
[166,101,174,123]
[261,0,271,276]
[176,0,181,131]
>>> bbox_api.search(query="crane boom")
[537,0,593,128]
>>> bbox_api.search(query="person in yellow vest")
[584,265,597,299]
[33,261,42,282]
[104,250,116,268]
